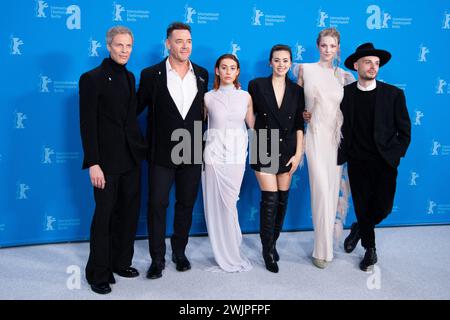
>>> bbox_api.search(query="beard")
[359,72,377,81]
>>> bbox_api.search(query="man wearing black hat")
[338,43,411,271]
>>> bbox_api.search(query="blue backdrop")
[1,0,450,247]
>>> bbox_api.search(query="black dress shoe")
[344,222,361,253]
[172,253,191,272]
[359,248,378,272]
[146,262,165,279]
[90,282,112,295]
[114,267,139,278]
[109,273,116,284]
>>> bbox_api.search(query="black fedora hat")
[344,42,391,71]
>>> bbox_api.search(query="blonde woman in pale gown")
[202,54,254,272]
[297,28,355,269]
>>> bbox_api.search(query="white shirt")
[357,80,377,91]
[166,59,198,119]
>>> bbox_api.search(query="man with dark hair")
[138,22,208,279]
[79,26,146,294]
[339,43,411,271]
[166,22,191,38]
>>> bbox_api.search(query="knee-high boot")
[273,190,289,262]
[260,191,279,273]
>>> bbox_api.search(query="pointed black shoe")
[359,248,378,272]
[344,222,361,253]
[172,253,191,272]
[262,247,279,273]
[114,267,139,278]
[146,261,165,279]
[90,282,112,295]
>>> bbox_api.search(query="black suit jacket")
[137,58,209,168]
[338,80,411,168]
[248,76,305,173]
[79,58,147,174]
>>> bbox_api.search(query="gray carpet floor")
[0,225,449,300]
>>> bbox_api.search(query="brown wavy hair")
[213,54,241,90]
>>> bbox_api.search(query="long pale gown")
[302,63,354,262]
[201,84,252,272]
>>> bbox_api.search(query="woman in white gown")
[297,28,355,269]
[202,54,254,272]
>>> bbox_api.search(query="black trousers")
[147,164,202,262]
[347,157,398,249]
[85,166,141,285]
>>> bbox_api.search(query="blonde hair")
[316,27,341,73]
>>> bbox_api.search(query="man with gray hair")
[79,26,147,294]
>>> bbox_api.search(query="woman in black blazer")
[248,44,305,273]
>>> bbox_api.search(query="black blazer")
[137,58,208,168]
[79,58,147,174]
[248,76,305,174]
[338,80,411,168]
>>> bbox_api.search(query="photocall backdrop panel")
[1,0,449,247]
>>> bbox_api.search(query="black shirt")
[350,87,381,160]
[108,57,131,100]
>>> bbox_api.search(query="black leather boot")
[359,247,378,271]
[273,190,289,262]
[344,222,361,253]
[260,191,279,273]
